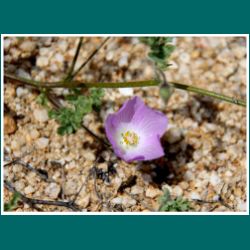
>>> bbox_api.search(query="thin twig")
[192,184,235,211]
[4,159,51,182]
[64,37,84,81]
[71,156,100,203]
[71,37,110,78]
[4,180,80,212]
[82,124,110,148]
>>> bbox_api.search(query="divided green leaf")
[158,189,192,212]
[49,88,104,135]
[140,37,175,70]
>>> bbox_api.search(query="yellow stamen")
[121,130,139,148]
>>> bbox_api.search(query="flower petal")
[105,96,168,162]
[123,135,164,162]
[105,114,123,158]
[132,101,168,137]
[111,96,143,127]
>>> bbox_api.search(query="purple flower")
[105,96,168,162]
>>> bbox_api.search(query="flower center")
[120,130,139,148]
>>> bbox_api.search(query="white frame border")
[1,34,249,216]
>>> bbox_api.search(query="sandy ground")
[3,36,247,212]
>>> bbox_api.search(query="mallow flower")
[105,96,168,162]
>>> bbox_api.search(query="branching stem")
[5,73,246,107]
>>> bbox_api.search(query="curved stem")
[5,73,246,107]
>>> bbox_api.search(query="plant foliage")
[140,37,175,70]
[158,189,192,212]
[4,192,20,211]
[49,88,104,135]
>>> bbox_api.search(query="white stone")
[189,192,201,200]
[172,186,183,197]
[64,180,78,195]
[16,69,31,79]
[4,39,11,50]
[131,186,144,195]
[34,109,49,123]
[16,86,29,97]
[58,40,68,52]
[11,140,20,150]
[166,127,182,144]
[15,181,25,191]
[180,52,190,64]
[45,183,60,199]
[78,194,90,208]
[122,197,136,207]
[118,53,128,67]
[36,137,49,149]
[118,88,134,96]
[237,200,246,211]
[84,151,96,161]
[145,187,162,198]
[111,197,123,205]
[24,185,35,195]
[29,129,40,139]
[184,170,194,181]
[54,53,64,64]
[37,56,49,67]
[186,162,196,169]
[210,172,221,186]
[162,184,172,193]
[106,51,114,61]
[20,40,36,52]
[39,47,50,56]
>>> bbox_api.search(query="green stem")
[64,37,83,81]
[169,82,246,107]
[5,73,246,107]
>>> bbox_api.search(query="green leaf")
[90,88,104,107]
[4,192,21,211]
[37,91,49,107]
[140,37,175,70]
[158,189,192,212]
[48,88,104,135]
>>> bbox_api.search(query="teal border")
[0,0,249,249]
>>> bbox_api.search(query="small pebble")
[166,127,182,143]
[145,186,163,198]
[78,194,90,208]
[118,88,134,96]
[118,53,128,67]
[64,180,78,195]
[34,109,49,123]
[210,172,221,186]
[131,186,144,195]
[36,137,49,149]
[45,183,60,199]
[189,192,201,200]
[4,115,17,134]
[37,56,49,67]
[16,86,29,97]
[20,40,36,52]
[172,186,183,196]
[24,185,35,195]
